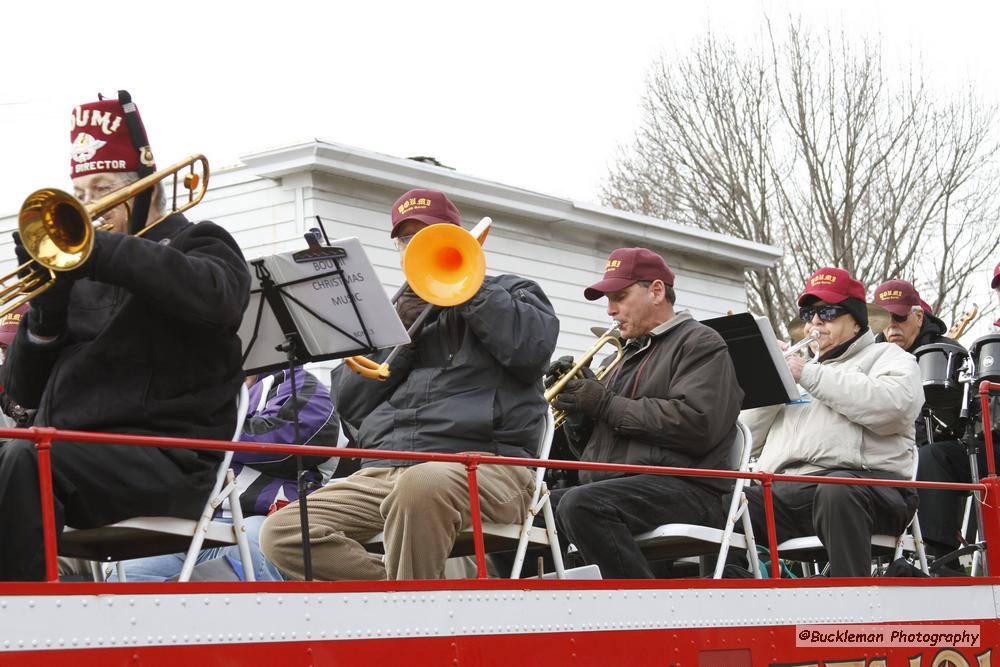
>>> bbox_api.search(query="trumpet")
[0,155,209,318]
[785,329,821,357]
[545,322,625,429]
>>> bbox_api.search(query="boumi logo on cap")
[0,312,22,327]
[810,273,839,286]
[604,259,622,272]
[71,106,124,137]
[878,289,905,301]
[397,197,433,216]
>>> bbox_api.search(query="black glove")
[550,378,612,418]
[544,355,595,389]
[13,232,74,337]
[396,287,430,330]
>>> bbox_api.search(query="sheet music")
[753,315,800,402]
[240,237,409,373]
[701,312,801,408]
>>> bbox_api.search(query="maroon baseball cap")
[992,261,1000,289]
[584,248,675,301]
[390,189,461,238]
[797,267,866,306]
[873,279,933,317]
[0,304,28,349]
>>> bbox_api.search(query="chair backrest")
[730,419,753,474]
[533,408,556,460]
[211,383,252,512]
[232,381,251,442]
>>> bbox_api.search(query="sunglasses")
[799,304,849,323]
[890,312,910,323]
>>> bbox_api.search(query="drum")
[969,333,1000,385]
[913,341,969,411]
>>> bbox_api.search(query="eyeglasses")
[394,234,416,252]
[799,304,849,323]
[890,312,910,323]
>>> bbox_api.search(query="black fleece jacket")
[1,213,250,447]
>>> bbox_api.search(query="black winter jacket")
[337,274,559,466]
[875,310,956,444]
[566,312,743,489]
[2,214,250,448]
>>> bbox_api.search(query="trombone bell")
[403,224,486,307]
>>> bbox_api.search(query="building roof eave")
[239,140,783,270]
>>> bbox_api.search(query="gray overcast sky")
[4,0,1000,326]
[4,0,999,216]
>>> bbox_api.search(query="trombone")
[1,155,209,318]
[344,217,491,380]
[545,322,625,429]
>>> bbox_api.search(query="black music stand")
[703,313,800,409]
[239,229,384,580]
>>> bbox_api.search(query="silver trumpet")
[784,329,821,357]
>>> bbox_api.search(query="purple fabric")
[236,368,334,464]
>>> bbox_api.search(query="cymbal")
[786,303,892,343]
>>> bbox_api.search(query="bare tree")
[603,20,1000,334]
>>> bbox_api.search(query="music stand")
[239,230,409,579]
[702,313,800,409]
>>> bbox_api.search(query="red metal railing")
[9,385,1000,583]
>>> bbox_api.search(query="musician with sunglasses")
[912,269,1000,563]
[873,280,952,355]
[740,268,923,577]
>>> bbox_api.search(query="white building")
[0,140,782,360]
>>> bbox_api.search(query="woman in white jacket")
[741,267,923,577]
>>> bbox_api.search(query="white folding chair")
[364,408,567,579]
[774,462,929,575]
[626,419,762,578]
[59,383,256,582]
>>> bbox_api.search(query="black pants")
[0,438,218,581]
[917,439,999,551]
[551,474,727,579]
[740,470,917,578]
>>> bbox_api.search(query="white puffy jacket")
[743,331,922,478]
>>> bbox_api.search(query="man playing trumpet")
[741,268,922,577]
[547,247,743,579]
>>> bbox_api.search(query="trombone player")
[547,247,743,578]
[0,91,250,581]
[261,189,560,581]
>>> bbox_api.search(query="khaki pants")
[260,461,533,581]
